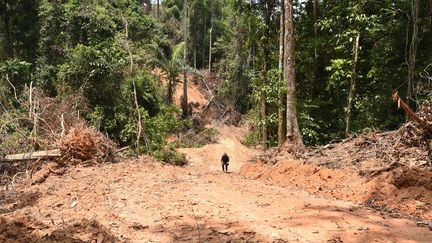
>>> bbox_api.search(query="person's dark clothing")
[221,154,229,172]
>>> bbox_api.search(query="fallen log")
[391,92,432,133]
[1,149,61,162]
[360,162,400,178]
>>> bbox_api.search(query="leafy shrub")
[152,148,187,166]
[242,129,260,147]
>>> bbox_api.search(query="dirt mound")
[59,123,116,165]
[240,159,432,220]
[240,102,432,220]
[300,127,430,172]
[0,216,118,243]
[298,101,432,170]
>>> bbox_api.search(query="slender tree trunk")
[167,77,173,104]
[278,0,287,146]
[145,0,152,14]
[2,0,12,57]
[123,16,143,155]
[260,93,268,148]
[345,33,360,137]
[407,0,420,107]
[202,16,207,69]
[311,0,319,99]
[234,22,245,107]
[261,0,273,148]
[247,48,252,68]
[182,0,189,118]
[284,0,302,146]
[208,15,213,72]
[157,0,160,19]
[194,49,197,69]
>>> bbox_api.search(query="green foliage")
[152,148,187,166]
[127,71,163,116]
[0,59,32,106]
[242,129,260,147]
[0,59,32,87]
[247,68,285,146]
[125,8,165,43]
[148,42,185,103]
[118,103,184,151]
[0,102,35,156]
[297,101,329,145]
[2,0,432,154]
[58,42,127,111]
[64,0,118,46]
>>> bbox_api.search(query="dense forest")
[1,0,432,155]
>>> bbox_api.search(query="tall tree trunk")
[145,0,152,14]
[123,15,143,155]
[284,0,302,146]
[345,33,360,137]
[234,22,245,108]
[2,0,12,57]
[247,48,252,68]
[261,0,273,148]
[167,77,173,104]
[252,45,256,68]
[157,0,160,19]
[208,14,213,72]
[202,16,207,69]
[278,0,287,146]
[182,0,189,118]
[407,0,420,107]
[194,49,197,69]
[311,0,320,99]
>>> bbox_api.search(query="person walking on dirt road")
[221,152,229,172]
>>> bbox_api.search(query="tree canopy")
[1,0,431,151]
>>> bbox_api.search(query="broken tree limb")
[112,146,130,155]
[1,149,61,162]
[203,95,214,111]
[360,162,400,180]
[391,92,432,133]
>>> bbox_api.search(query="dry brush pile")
[0,88,117,187]
[59,124,116,165]
[303,101,432,171]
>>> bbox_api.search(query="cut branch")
[2,149,61,162]
[5,74,18,100]
[392,92,432,132]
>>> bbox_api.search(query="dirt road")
[1,125,431,242]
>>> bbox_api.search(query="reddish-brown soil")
[240,157,432,221]
[1,125,432,242]
[2,74,432,242]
